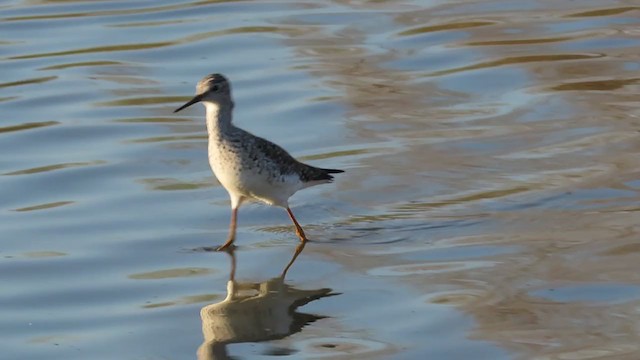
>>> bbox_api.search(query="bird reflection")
[197,243,337,359]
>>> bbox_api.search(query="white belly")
[208,152,302,207]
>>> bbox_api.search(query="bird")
[174,74,343,251]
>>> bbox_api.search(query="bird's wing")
[249,134,338,182]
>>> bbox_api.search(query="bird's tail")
[318,167,344,181]
[300,166,344,188]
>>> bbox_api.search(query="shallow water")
[2,0,640,359]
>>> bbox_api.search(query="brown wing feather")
[250,135,344,182]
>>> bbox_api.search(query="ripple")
[551,77,639,91]
[498,132,637,159]
[295,337,391,358]
[28,335,79,345]
[530,283,640,304]
[466,36,574,46]
[398,21,497,36]
[96,96,186,107]
[128,267,214,280]
[368,261,496,277]
[22,251,67,259]
[0,76,57,89]
[600,243,640,256]
[128,134,206,143]
[142,293,220,309]
[545,344,640,360]
[298,148,377,161]
[0,121,59,134]
[10,42,172,60]
[39,60,125,70]
[10,25,298,60]
[565,6,639,18]
[365,243,518,260]
[0,96,18,103]
[108,19,188,28]
[397,186,532,210]
[428,53,605,77]
[3,160,106,176]
[138,177,213,191]
[114,117,193,124]
[2,3,187,22]
[426,289,487,306]
[12,201,74,212]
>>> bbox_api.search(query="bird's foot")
[295,231,308,243]
[216,243,236,252]
[216,236,236,252]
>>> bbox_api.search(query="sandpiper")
[174,74,343,251]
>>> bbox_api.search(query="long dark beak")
[174,94,203,113]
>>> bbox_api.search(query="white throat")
[203,101,232,136]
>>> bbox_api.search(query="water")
[2,0,640,359]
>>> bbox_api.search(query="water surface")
[2,0,640,359]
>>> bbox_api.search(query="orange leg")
[286,207,308,242]
[217,207,238,251]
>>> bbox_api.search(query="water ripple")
[0,121,59,134]
[12,201,75,212]
[428,53,605,77]
[3,161,106,176]
[2,0,640,359]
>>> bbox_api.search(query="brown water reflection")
[275,0,640,359]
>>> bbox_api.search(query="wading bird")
[174,74,343,250]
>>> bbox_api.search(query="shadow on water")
[197,243,338,360]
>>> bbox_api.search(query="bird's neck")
[204,101,234,137]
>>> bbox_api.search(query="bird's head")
[174,73,232,113]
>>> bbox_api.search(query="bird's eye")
[212,85,219,92]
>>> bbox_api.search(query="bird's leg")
[286,207,308,242]
[217,206,238,251]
